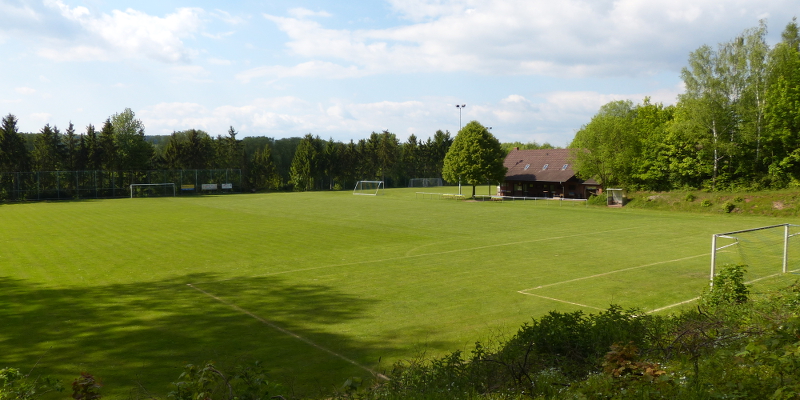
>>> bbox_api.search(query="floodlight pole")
[456,104,466,130]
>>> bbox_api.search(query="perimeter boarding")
[415,192,587,206]
[130,182,236,198]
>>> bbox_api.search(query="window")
[524,164,530,170]
[542,164,549,170]
[562,164,569,170]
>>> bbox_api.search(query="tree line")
[0,108,457,192]
[571,19,800,191]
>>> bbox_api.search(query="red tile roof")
[504,149,598,185]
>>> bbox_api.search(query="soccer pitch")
[1,188,799,397]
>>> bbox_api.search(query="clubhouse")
[500,148,601,199]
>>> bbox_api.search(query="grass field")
[2,187,800,398]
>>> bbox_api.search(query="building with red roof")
[500,148,601,199]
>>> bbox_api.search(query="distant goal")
[130,183,176,198]
[408,178,443,188]
[353,181,384,196]
[710,223,800,287]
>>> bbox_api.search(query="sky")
[0,0,797,146]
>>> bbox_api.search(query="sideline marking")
[518,253,709,293]
[186,284,387,380]
[518,292,604,311]
[190,226,640,285]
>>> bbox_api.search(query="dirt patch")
[773,201,785,210]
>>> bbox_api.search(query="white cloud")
[168,65,213,83]
[15,87,37,95]
[29,112,52,124]
[208,58,233,66]
[236,61,364,82]
[287,8,332,19]
[249,0,789,81]
[211,9,246,25]
[41,1,203,63]
[136,92,637,144]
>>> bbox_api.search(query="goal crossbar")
[353,180,384,196]
[129,183,176,198]
[710,223,800,287]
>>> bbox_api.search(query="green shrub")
[0,367,62,400]
[684,193,696,202]
[168,361,277,400]
[703,264,749,306]
[588,193,608,206]
[722,201,735,213]
[700,199,712,207]
[733,196,744,202]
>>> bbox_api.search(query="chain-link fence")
[0,169,243,201]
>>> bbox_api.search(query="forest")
[0,108,458,194]
[571,19,800,192]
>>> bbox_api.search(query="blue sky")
[1,0,796,145]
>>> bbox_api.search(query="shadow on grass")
[0,273,406,398]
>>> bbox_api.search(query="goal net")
[408,178,443,188]
[607,188,624,206]
[353,180,384,196]
[130,183,176,198]
[710,223,800,286]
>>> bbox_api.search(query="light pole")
[455,104,466,131]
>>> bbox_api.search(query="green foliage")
[111,108,153,171]
[570,100,639,187]
[722,201,735,213]
[500,141,556,155]
[684,193,696,202]
[587,192,608,205]
[442,121,506,197]
[0,367,62,400]
[168,361,276,400]
[700,199,712,207]
[704,264,750,306]
[290,134,318,191]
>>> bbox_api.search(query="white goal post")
[129,183,176,198]
[710,223,800,287]
[353,180,384,196]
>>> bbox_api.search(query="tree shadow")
[0,273,414,398]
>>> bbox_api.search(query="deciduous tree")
[442,121,506,197]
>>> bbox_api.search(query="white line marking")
[191,226,640,285]
[518,253,709,293]
[518,292,604,311]
[187,284,388,380]
[645,268,800,314]
[647,297,700,314]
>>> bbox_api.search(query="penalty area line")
[186,284,388,380]
[518,253,709,294]
[645,268,800,314]
[517,292,604,311]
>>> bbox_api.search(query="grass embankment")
[623,189,800,217]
